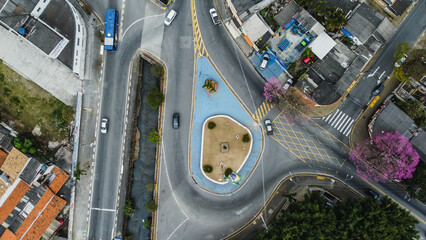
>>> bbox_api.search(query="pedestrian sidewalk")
[349,76,400,148]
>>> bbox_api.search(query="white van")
[164,10,177,26]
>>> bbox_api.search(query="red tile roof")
[0,180,30,223]
[0,150,7,168]
[47,166,69,194]
[0,229,17,240]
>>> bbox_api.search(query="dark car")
[372,84,384,96]
[173,113,179,129]
[365,189,380,199]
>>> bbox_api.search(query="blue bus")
[104,9,119,51]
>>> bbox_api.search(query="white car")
[394,54,407,68]
[209,8,220,25]
[100,118,108,134]
[164,10,177,26]
[264,119,273,135]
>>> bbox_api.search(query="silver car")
[100,118,108,134]
[264,119,273,135]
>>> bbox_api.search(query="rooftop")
[274,0,300,26]
[344,3,384,44]
[0,148,29,186]
[373,101,417,138]
[309,31,336,60]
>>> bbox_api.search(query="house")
[369,101,426,162]
[382,0,413,16]
[0,147,69,239]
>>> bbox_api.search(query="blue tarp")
[341,29,354,40]
[279,39,290,51]
[284,18,296,30]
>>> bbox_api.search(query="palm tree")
[202,79,218,93]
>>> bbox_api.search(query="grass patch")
[0,61,74,143]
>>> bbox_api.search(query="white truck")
[209,8,221,25]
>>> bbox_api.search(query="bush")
[145,200,158,212]
[148,128,160,144]
[146,182,155,192]
[207,121,216,129]
[144,217,152,229]
[146,87,164,109]
[203,165,213,173]
[150,64,163,78]
[29,148,36,154]
[225,168,233,177]
[242,134,250,143]
[124,201,135,216]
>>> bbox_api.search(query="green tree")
[144,217,152,229]
[73,162,87,181]
[242,134,250,143]
[145,200,158,212]
[146,87,164,109]
[302,47,313,58]
[150,64,163,78]
[406,161,426,203]
[256,192,419,240]
[124,201,135,216]
[394,67,409,84]
[400,100,426,127]
[394,42,409,63]
[148,128,160,144]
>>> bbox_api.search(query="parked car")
[303,55,314,64]
[173,113,179,129]
[372,84,384,96]
[259,53,270,70]
[394,54,407,68]
[264,119,273,135]
[164,10,177,26]
[365,189,380,199]
[100,118,108,134]
[209,8,220,25]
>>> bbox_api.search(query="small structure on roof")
[309,31,336,60]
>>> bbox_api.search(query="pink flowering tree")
[349,131,419,182]
[263,77,285,103]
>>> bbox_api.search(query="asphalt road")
[83,0,426,238]
[316,0,426,142]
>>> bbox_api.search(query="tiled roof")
[0,150,8,168]
[20,195,66,240]
[0,148,29,184]
[0,228,17,240]
[389,0,412,16]
[46,166,69,194]
[0,181,30,223]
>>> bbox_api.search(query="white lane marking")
[343,119,355,136]
[367,66,380,77]
[336,115,349,131]
[330,111,343,127]
[91,208,116,212]
[325,109,339,124]
[122,13,166,40]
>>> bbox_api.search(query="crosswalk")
[322,109,354,137]
[252,100,274,122]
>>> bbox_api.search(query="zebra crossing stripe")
[343,119,355,136]
[330,111,343,127]
[325,109,339,124]
[338,116,352,132]
[336,115,349,131]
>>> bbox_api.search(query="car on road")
[100,118,108,134]
[372,84,384,96]
[173,113,179,129]
[259,53,270,70]
[365,189,380,199]
[394,54,407,68]
[209,8,221,25]
[264,119,273,135]
[164,10,177,26]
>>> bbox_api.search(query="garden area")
[0,60,74,154]
[201,116,252,183]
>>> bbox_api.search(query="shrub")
[242,134,250,143]
[150,64,163,78]
[148,128,160,144]
[145,200,158,212]
[29,148,36,154]
[124,201,135,216]
[144,217,152,229]
[146,182,155,192]
[207,121,216,129]
[146,87,164,109]
[203,165,213,173]
[225,168,233,177]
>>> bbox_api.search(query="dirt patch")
[201,116,251,183]
[0,61,74,143]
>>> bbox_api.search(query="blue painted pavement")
[191,57,262,194]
